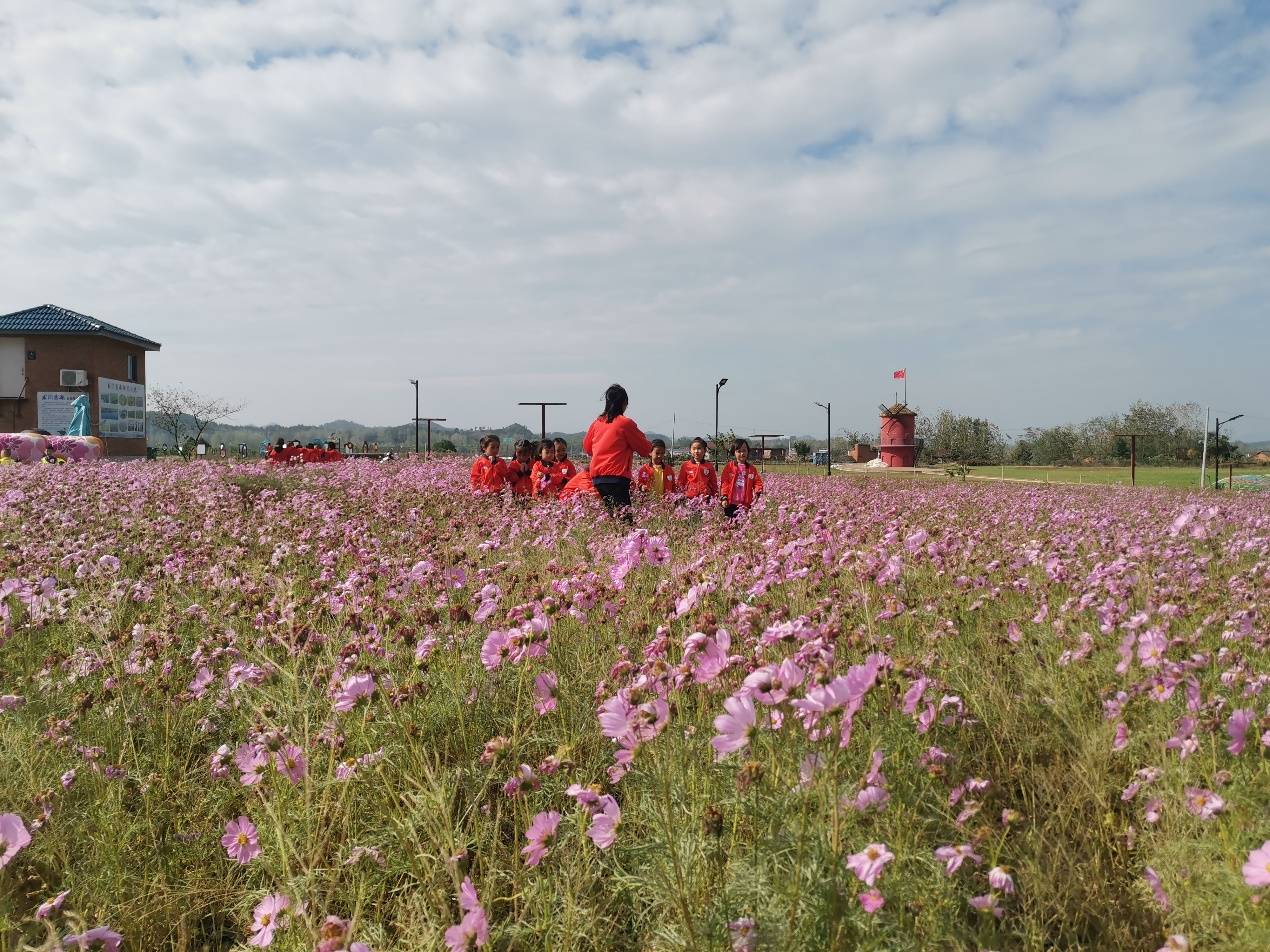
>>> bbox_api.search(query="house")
[1252,451,1270,465]
[850,442,878,463]
[0,304,162,457]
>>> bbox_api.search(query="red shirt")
[720,461,763,507]
[559,470,597,499]
[531,460,560,497]
[677,460,719,498]
[635,462,677,496]
[582,415,654,479]
[505,459,535,496]
[470,455,508,493]
[554,458,578,484]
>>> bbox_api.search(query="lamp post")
[814,402,831,476]
[1214,413,1243,489]
[714,378,728,463]
[518,402,567,444]
[409,379,419,455]
[418,417,447,456]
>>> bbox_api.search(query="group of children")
[470,434,765,516]
[266,439,345,464]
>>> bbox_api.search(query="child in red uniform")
[553,438,577,486]
[470,435,508,493]
[559,469,598,499]
[635,439,677,498]
[505,440,536,496]
[531,441,560,497]
[677,437,718,499]
[719,438,763,518]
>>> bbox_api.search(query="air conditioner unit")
[60,369,89,387]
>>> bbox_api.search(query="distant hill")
[145,415,675,455]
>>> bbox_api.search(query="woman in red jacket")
[582,384,653,516]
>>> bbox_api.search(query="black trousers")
[592,477,632,517]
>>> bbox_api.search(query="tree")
[434,439,458,454]
[150,387,245,460]
[792,440,812,460]
[923,411,1006,465]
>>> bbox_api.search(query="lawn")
[964,465,1216,489]
[1,459,1267,951]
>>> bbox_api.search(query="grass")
[963,465,1224,489]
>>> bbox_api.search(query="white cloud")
[1,0,1268,439]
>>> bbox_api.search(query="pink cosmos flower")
[587,795,621,849]
[415,636,438,662]
[1226,708,1254,755]
[859,889,885,913]
[845,843,894,887]
[533,672,558,716]
[1111,722,1130,752]
[37,889,70,919]
[274,744,307,783]
[521,810,561,867]
[236,743,268,786]
[222,815,262,864]
[969,894,1003,918]
[727,918,757,952]
[444,876,490,951]
[248,893,291,947]
[0,694,24,711]
[988,866,1016,895]
[1136,629,1168,668]
[711,694,757,761]
[1184,787,1224,820]
[1242,840,1270,888]
[934,843,982,875]
[480,631,512,671]
[0,813,31,868]
[1144,798,1163,824]
[1143,867,1169,910]
[61,926,123,950]
[1157,936,1190,952]
[332,673,375,713]
[188,666,214,698]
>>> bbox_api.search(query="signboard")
[38,392,80,434]
[98,377,146,439]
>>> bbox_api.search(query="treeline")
[916,401,1222,466]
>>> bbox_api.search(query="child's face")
[734,445,749,464]
[651,446,666,466]
[516,447,532,463]
[487,440,501,458]
[540,445,554,462]
[690,442,706,462]
[554,444,567,462]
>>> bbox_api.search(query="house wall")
[0,334,149,457]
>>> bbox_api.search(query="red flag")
[893,368,906,380]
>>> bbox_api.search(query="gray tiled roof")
[0,304,162,350]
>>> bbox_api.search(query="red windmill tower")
[878,402,917,468]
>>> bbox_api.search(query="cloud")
[1,0,1268,440]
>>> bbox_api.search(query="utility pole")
[714,378,728,464]
[519,402,567,444]
[1199,407,1210,489]
[1115,432,1144,486]
[814,402,831,476]
[1213,413,1243,489]
[409,379,419,455]
[749,433,783,473]
[416,417,446,456]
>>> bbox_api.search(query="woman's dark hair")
[602,384,629,423]
[690,436,708,448]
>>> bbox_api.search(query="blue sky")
[1,0,1268,440]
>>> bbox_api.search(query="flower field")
[1,459,1267,951]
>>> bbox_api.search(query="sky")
[2,0,1269,442]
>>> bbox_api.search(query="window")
[127,353,138,382]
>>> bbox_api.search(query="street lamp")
[409,379,419,455]
[1214,413,1243,489]
[714,378,728,463]
[814,402,831,476]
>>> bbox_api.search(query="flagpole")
[903,369,907,406]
